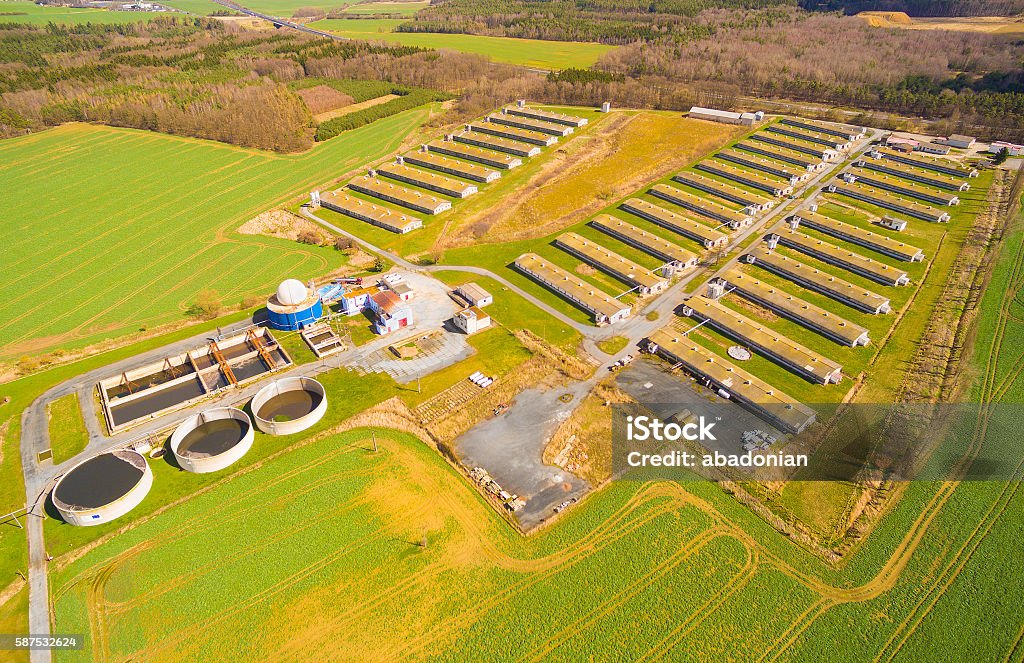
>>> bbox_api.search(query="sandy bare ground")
[858,11,1024,34]
[315,94,400,123]
[238,209,326,243]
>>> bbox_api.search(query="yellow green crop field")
[307,18,615,70]
[48,394,1024,661]
[0,107,429,359]
[340,1,427,16]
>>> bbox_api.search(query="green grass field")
[0,0,167,24]
[0,305,263,659]
[46,393,90,464]
[0,107,429,360]
[340,0,426,16]
[306,18,615,70]
[161,0,356,15]
[46,298,1024,661]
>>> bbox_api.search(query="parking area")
[357,331,474,383]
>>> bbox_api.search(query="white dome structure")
[276,279,309,306]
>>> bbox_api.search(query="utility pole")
[372,430,378,453]
[417,376,421,393]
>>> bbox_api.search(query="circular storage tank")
[169,407,254,473]
[251,377,327,436]
[51,449,153,527]
[266,279,323,331]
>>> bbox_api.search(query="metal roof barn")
[719,268,869,346]
[620,197,729,248]
[876,147,978,178]
[505,105,588,127]
[377,162,478,198]
[349,175,452,215]
[513,252,631,325]
[672,170,774,211]
[427,139,522,169]
[647,329,817,434]
[681,295,844,384]
[735,141,826,171]
[827,180,951,223]
[647,184,753,228]
[715,149,807,183]
[694,160,794,197]
[554,232,668,294]
[489,112,573,137]
[320,191,423,234]
[848,168,960,206]
[793,210,924,262]
[453,131,540,158]
[771,231,911,286]
[466,120,557,147]
[589,214,698,273]
[746,247,892,314]
[404,149,500,183]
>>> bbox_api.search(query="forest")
[0,18,436,150]
[3,2,1024,148]
[395,2,1024,139]
[396,0,800,43]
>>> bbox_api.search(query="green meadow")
[307,18,615,70]
[0,107,429,359]
[0,0,167,24]
[47,313,1024,661]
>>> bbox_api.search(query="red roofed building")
[368,290,413,334]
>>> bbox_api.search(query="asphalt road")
[211,0,348,41]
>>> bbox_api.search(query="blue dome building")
[266,279,323,331]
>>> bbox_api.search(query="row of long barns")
[515,120,813,323]
[652,197,926,432]
[645,116,984,437]
[645,117,937,433]
[513,115,857,328]
[820,145,980,224]
[316,104,586,234]
[815,142,974,223]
